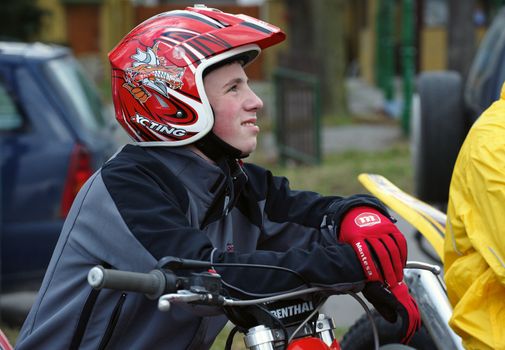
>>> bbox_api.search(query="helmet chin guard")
[109,5,285,147]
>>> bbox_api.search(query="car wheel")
[412,71,466,204]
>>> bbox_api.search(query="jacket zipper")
[69,288,100,350]
[98,293,127,350]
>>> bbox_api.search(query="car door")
[464,7,505,122]
[0,63,74,291]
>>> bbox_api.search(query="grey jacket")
[16,145,385,349]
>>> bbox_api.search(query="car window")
[0,78,23,131]
[43,56,107,132]
[495,45,505,97]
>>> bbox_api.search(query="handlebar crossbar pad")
[88,266,176,299]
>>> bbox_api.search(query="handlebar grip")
[88,266,176,300]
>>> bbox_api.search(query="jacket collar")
[144,146,228,208]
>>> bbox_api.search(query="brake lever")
[158,290,227,311]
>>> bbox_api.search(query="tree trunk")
[313,0,348,117]
[447,0,476,83]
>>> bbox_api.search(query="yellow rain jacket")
[445,82,505,350]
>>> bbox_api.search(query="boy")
[17,6,418,349]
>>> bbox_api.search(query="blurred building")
[32,0,504,87]
[35,0,286,85]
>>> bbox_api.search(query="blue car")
[0,42,119,293]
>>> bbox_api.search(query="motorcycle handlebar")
[87,261,442,305]
[87,266,178,300]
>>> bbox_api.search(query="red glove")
[363,282,421,344]
[339,206,407,286]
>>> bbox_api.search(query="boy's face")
[204,62,263,156]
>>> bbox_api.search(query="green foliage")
[253,140,412,197]
[0,322,18,346]
[0,1,46,41]
[321,112,354,127]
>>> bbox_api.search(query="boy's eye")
[227,85,238,92]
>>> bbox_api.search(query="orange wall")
[65,4,101,55]
[62,3,267,79]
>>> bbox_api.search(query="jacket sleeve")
[102,151,368,295]
[242,163,391,247]
[450,117,505,285]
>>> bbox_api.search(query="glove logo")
[355,242,373,276]
[354,212,381,227]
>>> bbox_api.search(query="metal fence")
[274,67,321,165]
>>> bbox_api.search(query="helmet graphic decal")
[109,6,286,147]
[124,44,185,103]
[160,30,232,62]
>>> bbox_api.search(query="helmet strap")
[195,132,245,162]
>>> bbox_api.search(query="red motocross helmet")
[109,5,286,146]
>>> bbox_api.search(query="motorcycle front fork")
[243,313,337,350]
